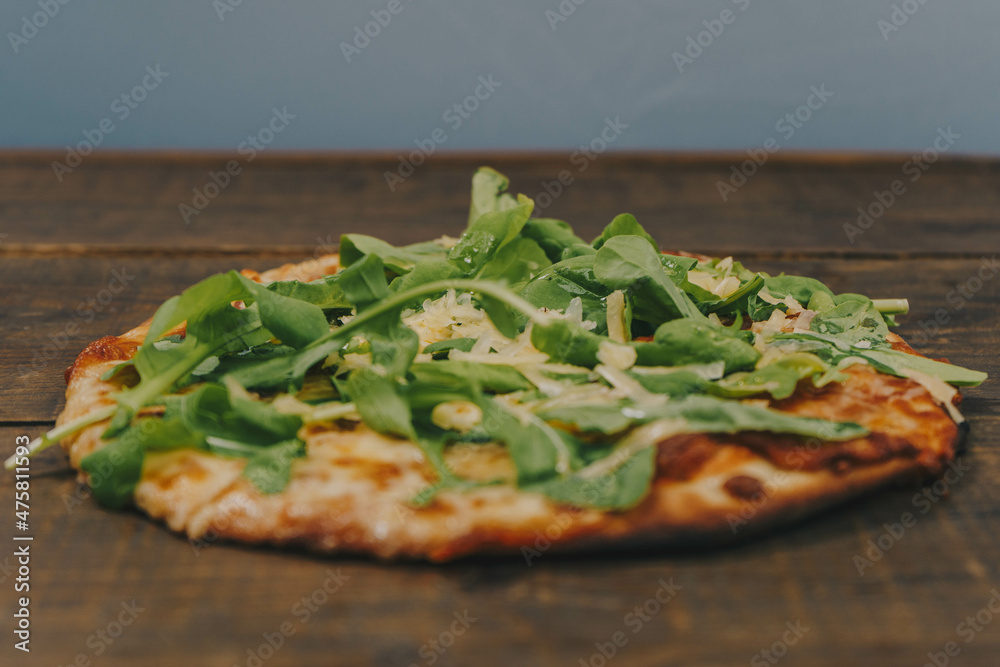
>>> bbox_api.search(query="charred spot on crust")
[656,434,718,480]
[723,475,765,500]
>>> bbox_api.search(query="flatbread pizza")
[13,167,986,561]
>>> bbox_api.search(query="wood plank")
[1,152,998,256]
[5,254,995,422]
[3,417,999,667]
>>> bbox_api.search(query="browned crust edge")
[55,253,965,561]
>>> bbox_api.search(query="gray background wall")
[2,1,997,153]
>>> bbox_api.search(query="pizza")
[14,167,986,561]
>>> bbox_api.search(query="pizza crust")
[56,253,963,561]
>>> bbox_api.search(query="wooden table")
[2,153,998,666]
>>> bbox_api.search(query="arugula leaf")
[181,382,303,446]
[519,254,612,334]
[772,331,987,387]
[591,213,659,252]
[242,439,304,494]
[529,445,655,511]
[809,296,891,348]
[634,319,759,374]
[266,276,351,311]
[80,437,145,509]
[449,195,534,275]
[391,258,464,293]
[631,369,713,398]
[469,166,519,223]
[709,353,831,400]
[764,275,835,304]
[345,367,415,439]
[533,395,868,510]
[409,361,531,398]
[422,338,477,358]
[594,236,706,324]
[521,218,591,262]
[340,234,445,273]
[111,270,329,433]
[540,395,867,441]
[530,319,608,368]
[338,253,391,311]
[696,273,766,315]
[476,236,552,288]
[477,397,571,484]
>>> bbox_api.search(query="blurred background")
[2,0,998,153]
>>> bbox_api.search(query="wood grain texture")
[1,153,998,667]
[1,152,999,256]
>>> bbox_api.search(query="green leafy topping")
[21,166,984,514]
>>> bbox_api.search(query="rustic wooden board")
[1,152,998,256]
[1,154,998,667]
[2,418,999,667]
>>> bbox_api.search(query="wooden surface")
[2,153,998,667]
